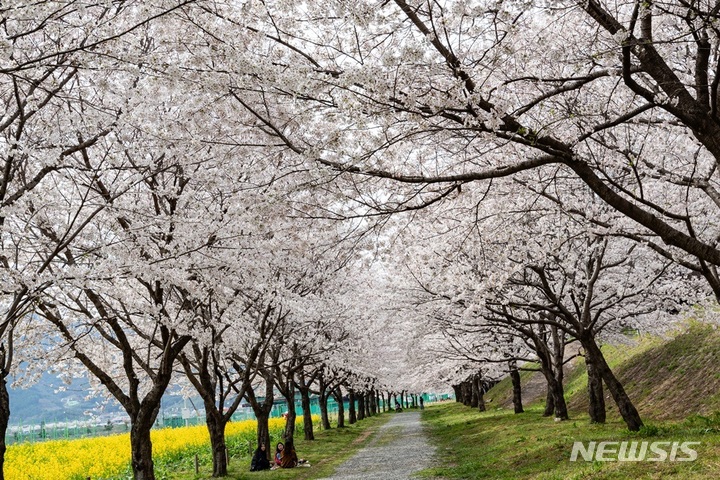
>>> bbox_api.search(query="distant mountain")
[7,373,125,425]
[6,374,197,426]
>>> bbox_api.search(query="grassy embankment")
[419,323,720,479]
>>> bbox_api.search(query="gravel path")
[317,410,436,480]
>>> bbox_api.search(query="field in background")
[5,417,291,479]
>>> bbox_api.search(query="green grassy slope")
[486,323,720,422]
[420,402,720,480]
[421,323,720,479]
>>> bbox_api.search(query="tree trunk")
[334,387,345,428]
[475,377,486,412]
[357,392,366,420]
[299,387,314,440]
[585,354,606,424]
[509,361,524,414]
[130,420,156,480]
[452,384,462,402]
[543,384,555,417]
[532,334,568,420]
[246,383,274,455]
[582,334,643,431]
[470,377,479,409]
[547,374,569,420]
[255,411,271,455]
[348,389,357,424]
[206,411,228,477]
[319,392,331,429]
[0,376,9,480]
[461,382,472,406]
[284,393,297,440]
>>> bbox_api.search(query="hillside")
[485,322,720,422]
[6,374,195,426]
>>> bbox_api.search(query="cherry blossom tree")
[207,0,720,310]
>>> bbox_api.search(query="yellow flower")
[5,416,309,479]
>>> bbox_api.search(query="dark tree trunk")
[0,376,9,480]
[376,390,381,413]
[364,391,372,417]
[465,382,472,406]
[284,391,297,439]
[509,361,524,414]
[334,387,345,428]
[461,382,472,406]
[531,332,568,420]
[543,383,555,417]
[245,377,274,454]
[475,376,486,412]
[452,384,462,402]
[130,418,156,480]
[551,380,569,420]
[206,410,228,477]
[319,391,331,429]
[544,371,569,420]
[357,392,366,420]
[585,354,606,424]
[582,334,643,431]
[255,411,270,455]
[299,386,314,440]
[470,377,479,409]
[348,389,357,424]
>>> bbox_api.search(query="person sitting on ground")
[250,442,270,471]
[274,442,284,467]
[279,436,299,468]
[395,401,402,412]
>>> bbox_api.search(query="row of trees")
[0,3,426,479]
[4,0,720,478]
[206,0,719,432]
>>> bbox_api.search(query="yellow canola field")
[5,417,287,480]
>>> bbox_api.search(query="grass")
[419,402,720,480]
[167,413,391,479]
[421,324,720,479]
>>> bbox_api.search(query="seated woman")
[250,443,270,471]
[279,436,299,468]
[274,442,284,467]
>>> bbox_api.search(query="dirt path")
[317,410,436,480]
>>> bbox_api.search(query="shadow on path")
[317,410,436,480]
